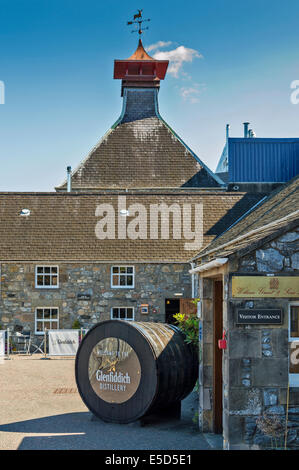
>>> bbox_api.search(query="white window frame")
[35,265,59,289]
[35,307,59,335]
[111,266,135,289]
[289,302,299,387]
[111,307,135,321]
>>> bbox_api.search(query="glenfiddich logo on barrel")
[88,337,141,404]
[96,370,131,388]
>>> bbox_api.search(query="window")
[289,303,299,387]
[111,307,134,321]
[111,266,134,288]
[35,266,59,288]
[35,308,59,334]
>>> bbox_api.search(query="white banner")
[0,331,5,356]
[48,330,79,356]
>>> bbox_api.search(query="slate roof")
[56,88,223,191]
[192,175,299,261]
[0,191,263,263]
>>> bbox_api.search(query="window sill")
[111,286,135,289]
[35,287,60,290]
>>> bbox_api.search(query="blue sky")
[1,0,299,191]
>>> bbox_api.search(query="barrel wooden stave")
[75,320,198,424]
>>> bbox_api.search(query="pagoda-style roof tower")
[56,23,223,191]
[114,39,169,96]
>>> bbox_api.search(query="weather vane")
[127,10,150,36]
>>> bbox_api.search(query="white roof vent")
[19,208,31,217]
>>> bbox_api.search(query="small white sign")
[0,331,6,356]
[197,301,202,319]
[48,330,79,356]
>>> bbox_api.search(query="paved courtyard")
[0,355,222,450]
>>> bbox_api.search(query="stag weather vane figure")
[127,10,150,36]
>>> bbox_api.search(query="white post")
[44,328,47,358]
[41,328,51,360]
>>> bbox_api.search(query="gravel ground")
[0,355,222,450]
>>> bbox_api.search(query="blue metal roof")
[228,138,299,183]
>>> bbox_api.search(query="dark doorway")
[165,299,180,324]
[213,280,223,434]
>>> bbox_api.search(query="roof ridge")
[190,174,299,261]
[194,210,299,261]
[225,175,299,238]
[225,183,298,240]
[156,114,224,188]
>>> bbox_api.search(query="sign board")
[77,294,91,301]
[140,304,149,314]
[48,329,79,356]
[199,321,203,341]
[236,309,283,325]
[0,331,5,356]
[232,276,299,298]
[197,301,202,319]
[88,337,141,404]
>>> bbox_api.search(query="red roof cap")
[114,39,169,81]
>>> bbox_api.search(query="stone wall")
[238,228,299,274]
[225,228,299,449]
[0,262,192,334]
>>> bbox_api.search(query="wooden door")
[213,280,223,433]
[179,299,197,318]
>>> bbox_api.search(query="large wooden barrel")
[75,320,198,424]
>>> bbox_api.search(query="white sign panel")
[197,301,202,319]
[0,331,5,356]
[48,330,79,356]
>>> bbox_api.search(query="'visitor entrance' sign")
[236,309,283,325]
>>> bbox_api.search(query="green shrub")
[71,319,81,329]
[173,312,199,350]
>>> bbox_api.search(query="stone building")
[190,175,299,449]
[0,39,263,336]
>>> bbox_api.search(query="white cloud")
[146,41,172,52]
[180,87,200,104]
[153,45,203,78]
[145,41,204,101]
[180,84,206,104]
